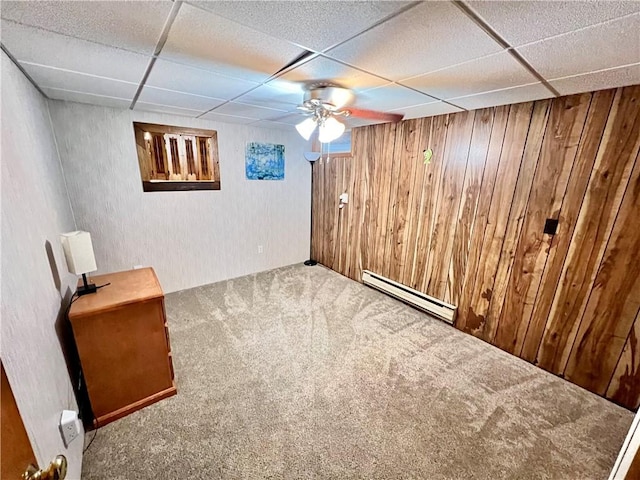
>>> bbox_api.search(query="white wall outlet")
[258,245,264,254]
[59,410,81,448]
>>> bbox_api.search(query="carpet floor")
[81,264,633,479]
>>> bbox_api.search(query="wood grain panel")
[461,102,534,341]
[607,310,640,410]
[536,86,640,375]
[456,105,510,331]
[414,116,449,292]
[494,94,591,354]
[564,152,640,393]
[399,118,429,287]
[521,89,616,362]
[485,100,551,344]
[448,109,494,306]
[363,123,398,275]
[424,111,475,302]
[387,119,424,283]
[310,85,640,409]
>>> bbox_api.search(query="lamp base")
[77,283,97,296]
[77,273,97,296]
[304,259,317,266]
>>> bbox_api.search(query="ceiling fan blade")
[346,108,404,123]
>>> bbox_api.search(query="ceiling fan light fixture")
[318,116,345,143]
[295,117,317,141]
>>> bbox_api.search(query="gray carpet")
[81,264,632,479]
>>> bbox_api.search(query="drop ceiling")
[2,0,639,131]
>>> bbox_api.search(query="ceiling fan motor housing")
[303,85,354,111]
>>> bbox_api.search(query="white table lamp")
[61,231,98,296]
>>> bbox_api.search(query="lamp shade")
[295,117,317,141]
[61,231,97,275]
[318,117,345,143]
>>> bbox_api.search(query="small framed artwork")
[245,142,285,180]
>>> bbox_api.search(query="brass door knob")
[23,455,67,480]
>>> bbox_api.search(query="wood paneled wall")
[311,85,640,410]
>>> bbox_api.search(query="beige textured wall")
[1,51,83,477]
[48,101,311,293]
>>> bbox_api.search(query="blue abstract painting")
[245,142,285,180]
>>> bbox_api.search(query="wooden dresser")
[69,267,176,428]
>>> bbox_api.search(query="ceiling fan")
[295,83,404,143]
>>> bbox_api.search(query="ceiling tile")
[0,1,172,55]
[268,112,307,126]
[23,63,137,100]
[134,102,202,118]
[517,14,640,80]
[549,63,640,96]
[160,3,306,83]
[44,88,132,110]
[145,59,258,100]
[355,83,436,111]
[248,120,291,131]
[191,1,412,52]
[450,83,553,111]
[468,1,640,47]
[199,111,259,125]
[346,117,394,128]
[212,102,288,120]
[326,1,502,81]
[392,101,464,119]
[1,20,150,83]
[137,86,225,112]
[234,83,302,111]
[401,52,539,100]
[276,56,388,92]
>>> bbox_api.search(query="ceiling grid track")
[1,42,48,98]
[451,0,561,97]
[130,0,183,110]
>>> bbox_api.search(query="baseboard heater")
[362,270,457,325]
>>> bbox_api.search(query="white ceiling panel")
[199,111,259,125]
[267,112,308,126]
[145,59,258,100]
[346,117,393,128]
[356,83,436,111]
[468,1,640,47]
[517,14,640,80]
[326,1,502,81]
[138,86,225,112]
[248,120,291,131]
[134,102,202,118]
[1,20,150,83]
[44,88,132,110]
[0,1,173,55]
[191,1,412,52]
[276,55,388,91]
[23,63,137,100]
[160,3,305,83]
[392,101,464,119]
[450,83,553,111]
[212,102,289,121]
[401,52,539,100]
[234,83,302,111]
[549,63,640,96]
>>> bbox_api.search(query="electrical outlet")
[258,245,264,254]
[59,410,81,447]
